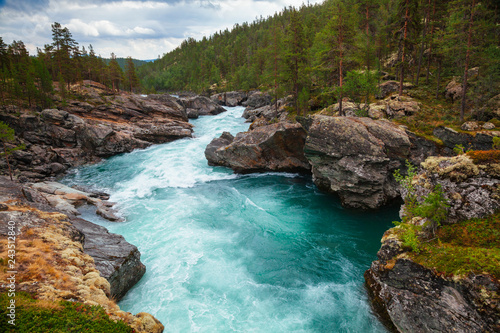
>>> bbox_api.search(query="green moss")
[0,292,133,333]
[409,212,500,279]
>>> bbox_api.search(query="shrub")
[466,150,500,164]
[0,292,133,333]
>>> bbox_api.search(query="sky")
[0,0,323,60]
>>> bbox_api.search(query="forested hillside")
[138,0,499,118]
[0,22,142,109]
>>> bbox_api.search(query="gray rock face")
[445,79,463,102]
[304,116,411,209]
[205,122,310,174]
[0,90,193,180]
[204,132,234,166]
[377,80,414,99]
[304,116,438,209]
[365,258,499,333]
[71,217,146,301]
[0,176,146,302]
[211,91,248,106]
[242,105,278,123]
[433,126,500,152]
[407,155,500,223]
[365,154,500,332]
[180,95,226,115]
[243,91,272,109]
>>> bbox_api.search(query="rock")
[41,109,69,123]
[95,201,124,222]
[433,126,500,152]
[70,217,145,300]
[1,88,194,181]
[205,122,310,174]
[385,96,420,118]
[468,66,479,78]
[186,108,199,119]
[368,104,386,119]
[143,94,188,122]
[483,122,495,130]
[204,132,234,166]
[461,121,479,131]
[133,312,165,333]
[305,116,415,209]
[0,176,147,303]
[365,258,498,333]
[211,91,247,106]
[31,181,123,222]
[377,81,414,99]
[415,155,500,223]
[242,105,277,122]
[445,79,463,102]
[181,95,226,116]
[244,91,272,108]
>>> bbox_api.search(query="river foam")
[63,106,397,332]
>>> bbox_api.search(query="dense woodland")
[0,22,141,109]
[0,0,498,122]
[139,0,498,120]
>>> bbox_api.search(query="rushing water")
[63,106,398,332]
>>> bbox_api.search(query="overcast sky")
[0,0,323,60]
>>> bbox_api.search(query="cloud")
[0,0,324,59]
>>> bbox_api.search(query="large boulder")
[433,126,500,153]
[71,217,146,300]
[0,176,147,302]
[365,154,500,332]
[211,91,248,106]
[304,116,415,209]
[409,154,500,223]
[181,95,226,115]
[243,91,272,109]
[365,257,498,333]
[445,79,463,102]
[377,81,414,99]
[205,122,310,174]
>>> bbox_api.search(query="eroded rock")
[205,122,310,174]
[304,116,434,209]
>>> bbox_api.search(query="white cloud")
[0,0,324,59]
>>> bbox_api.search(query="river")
[62,106,398,332]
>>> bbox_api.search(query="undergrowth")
[411,212,500,279]
[0,292,134,333]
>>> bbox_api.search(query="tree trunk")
[426,0,436,84]
[399,0,409,96]
[460,0,476,122]
[338,3,344,117]
[416,0,431,86]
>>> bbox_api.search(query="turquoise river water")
[62,106,399,332]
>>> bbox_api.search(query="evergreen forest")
[138,0,499,120]
[0,0,498,123]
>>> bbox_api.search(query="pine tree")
[108,53,123,92]
[124,56,140,92]
[283,7,307,115]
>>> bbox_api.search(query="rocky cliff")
[365,154,500,332]
[0,176,163,332]
[304,116,438,209]
[205,122,310,174]
[0,82,194,181]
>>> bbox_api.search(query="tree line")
[0,22,141,108]
[139,0,499,120]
